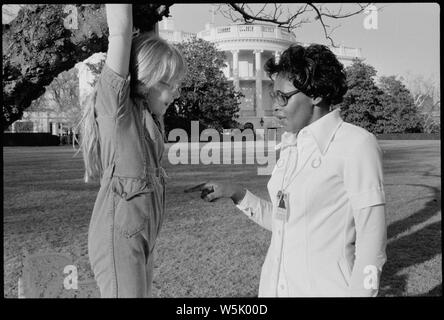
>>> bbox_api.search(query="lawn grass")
[3,140,441,297]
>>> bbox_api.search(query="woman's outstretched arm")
[235,189,274,232]
[184,182,274,231]
[105,4,133,78]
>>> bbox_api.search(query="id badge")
[275,190,289,222]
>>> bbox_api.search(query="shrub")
[3,133,60,146]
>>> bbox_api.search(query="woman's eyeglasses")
[269,89,301,107]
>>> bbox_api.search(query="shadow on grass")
[379,143,441,296]
[382,143,440,178]
[380,184,441,296]
[386,184,441,239]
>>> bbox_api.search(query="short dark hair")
[264,44,348,105]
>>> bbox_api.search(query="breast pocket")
[112,177,155,239]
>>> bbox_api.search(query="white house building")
[159,17,362,129]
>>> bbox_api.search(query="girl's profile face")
[147,81,181,116]
[272,74,315,133]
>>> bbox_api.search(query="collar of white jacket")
[275,131,298,151]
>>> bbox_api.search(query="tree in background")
[2,4,168,128]
[165,38,243,134]
[340,60,427,134]
[339,59,386,133]
[401,73,440,133]
[23,68,81,132]
[378,76,424,133]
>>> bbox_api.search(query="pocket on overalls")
[112,177,154,239]
[337,257,352,287]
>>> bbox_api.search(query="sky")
[168,3,440,84]
[3,3,439,85]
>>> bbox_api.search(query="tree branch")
[223,3,371,45]
[2,4,170,128]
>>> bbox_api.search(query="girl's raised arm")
[105,4,133,78]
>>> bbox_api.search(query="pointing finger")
[184,183,207,193]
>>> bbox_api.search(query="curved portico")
[197,24,298,129]
[160,19,363,130]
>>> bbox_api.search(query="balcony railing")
[159,30,196,43]
[330,46,362,58]
[198,24,297,43]
[178,24,362,60]
[225,69,269,81]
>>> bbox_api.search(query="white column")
[154,22,159,36]
[52,122,59,136]
[274,26,280,39]
[43,113,48,133]
[173,31,181,43]
[33,116,39,132]
[72,127,77,147]
[11,122,16,133]
[254,50,264,117]
[223,58,230,78]
[18,278,25,298]
[232,50,240,90]
[274,51,281,64]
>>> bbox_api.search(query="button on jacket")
[237,109,387,297]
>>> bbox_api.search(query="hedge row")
[3,132,440,146]
[3,133,60,146]
[375,133,441,140]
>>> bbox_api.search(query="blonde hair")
[76,33,186,183]
[130,33,186,96]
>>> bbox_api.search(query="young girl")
[78,4,185,297]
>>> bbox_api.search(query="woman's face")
[272,74,316,133]
[146,81,181,116]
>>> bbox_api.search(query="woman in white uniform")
[187,44,387,297]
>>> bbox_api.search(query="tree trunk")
[2,4,170,128]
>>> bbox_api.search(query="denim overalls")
[88,64,167,298]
